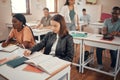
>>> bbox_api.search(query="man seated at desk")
[96,6,120,73]
[34,7,52,40]
[36,7,52,29]
[80,8,90,31]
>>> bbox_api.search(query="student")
[2,14,35,49]
[80,8,90,31]
[24,14,74,62]
[60,0,80,31]
[96,6,120,72]
[35,7,52,40]
[36,7,52,29]
[80,8,90,24]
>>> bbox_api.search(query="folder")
[6,57,28,68]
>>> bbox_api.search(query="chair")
[100,13,112,22]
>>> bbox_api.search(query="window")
[11,0,30,14]
[46,0,57,13]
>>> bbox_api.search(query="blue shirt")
[104,18,120,34]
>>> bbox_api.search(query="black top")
[30,32,74,62]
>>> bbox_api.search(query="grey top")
[41,15,52,27]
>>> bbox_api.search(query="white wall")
[0,0,120,40]
[0,0,12,23]
[98,0,120,13]
[0,0,120,23]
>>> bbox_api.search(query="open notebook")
[0,45,18,53]
[25,54,71,74]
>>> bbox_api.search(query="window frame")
[47,0,58,14]
[11,0,31,15]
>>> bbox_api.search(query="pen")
[22,44,25,49]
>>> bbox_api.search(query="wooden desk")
[0,47,71,80]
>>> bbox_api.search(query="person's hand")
[1,42,8,47]
[110,31,118,36]
[24,49,31,56]
[76,26,80,31]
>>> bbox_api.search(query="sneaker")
[96,65,103,70]
[109,68,115,74]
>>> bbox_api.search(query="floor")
[70,45,120,80]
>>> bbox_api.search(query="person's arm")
[110,31,120,37]
[63,35,74,62]
[102,27,108,35]
[34,18,44,29]
[102,19,108,35]
[76,15,80,31]
[41,26,51,29]
[88,15,90,24]
[30,32,50,53]
[24,32,50,56]
[2,36,12,47]
[59,6,65,17]
[2,29,14,47]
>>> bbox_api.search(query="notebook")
[0,45,18,53]
[25,54,71,74]
[6,56,28,68]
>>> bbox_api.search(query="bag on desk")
[103,34,114,40]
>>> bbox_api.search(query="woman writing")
[24,14,74,62]
[2,14,35,49]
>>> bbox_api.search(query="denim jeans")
[96,47,117,68]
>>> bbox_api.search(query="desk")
[82,34,120,80]
[70,31,120,80]
[89,22,104,34]
[32,29,52,43]
[90,22,103,28]
[0,47,71,80]
[26,22,38,27]
[69,31,92,72]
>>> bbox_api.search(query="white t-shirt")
[49,34,59,56]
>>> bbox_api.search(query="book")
[6,56,28,68]
[23,64,43,73]
[26,51,44,59]
[25,54,71,74]
[0,45,18,53]
[70,31,87,38]
[0,55,19,66]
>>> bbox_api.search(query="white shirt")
[49,34,59,56]
[60,5,79,26]
[80,14,90,24]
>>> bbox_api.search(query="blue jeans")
[96,48,117,68]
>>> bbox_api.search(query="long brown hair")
[51,14,68,37]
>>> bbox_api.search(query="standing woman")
[2,14,35,49]
[60,0,80,31]
[24,14,74,62]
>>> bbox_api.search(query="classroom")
[0,0,120,80]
